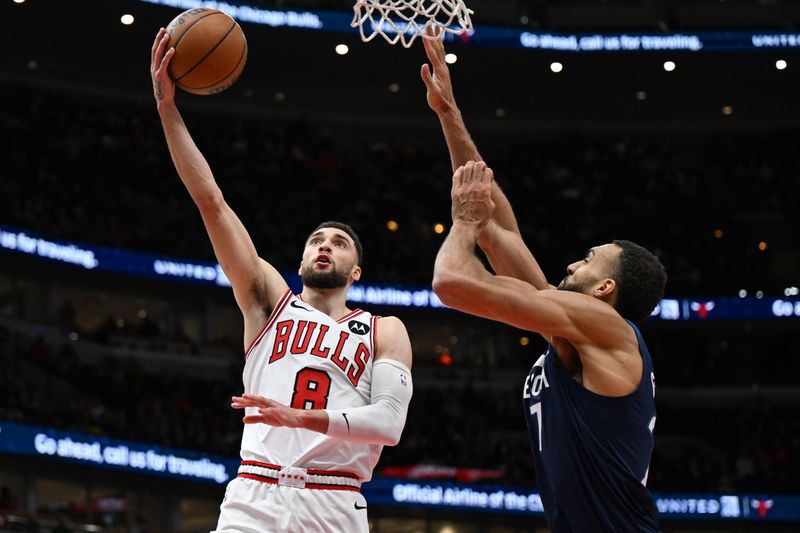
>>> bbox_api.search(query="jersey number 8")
[291,368,332,410]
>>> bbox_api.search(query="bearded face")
[558,275,596,295]
[300,262,350,289]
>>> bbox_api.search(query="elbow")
[194,189,225,214]
[382,429,403,447]
[432,271,467,307]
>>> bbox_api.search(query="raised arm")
[421,36,550,289]
[432,163,631,348]
[150,29,287,346]
[421,35,517,233]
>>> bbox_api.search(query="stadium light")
[550,62,563,73]
[445,53,458,64]
[663,61,676,72]
[776,59,788,70]
[335,44,349,55]
[121,14,135,25]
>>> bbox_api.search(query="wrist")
[451,220,482,240]
[300,409,329,434]
[477,220,498,249]
[156,99,176,115]
[437,105,461,123]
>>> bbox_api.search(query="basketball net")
[352,0,474,48]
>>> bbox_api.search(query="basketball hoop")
[352,0,474,48]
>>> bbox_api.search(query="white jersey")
[240,289,382,481]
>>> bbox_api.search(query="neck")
[300,285,352,319]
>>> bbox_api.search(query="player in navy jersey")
[423,35,666,533]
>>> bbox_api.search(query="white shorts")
[213,464,369,533]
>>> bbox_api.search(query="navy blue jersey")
[522,321,660,532]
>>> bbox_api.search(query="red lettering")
[347,343,370,387]
[310,324,330,358]
[330,331,350,371]
[290,321,317,355]
[269,320,293,363]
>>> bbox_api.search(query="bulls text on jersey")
[269,319,371,387]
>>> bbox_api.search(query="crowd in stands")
[1,83,797,296]
[1,328,797,493]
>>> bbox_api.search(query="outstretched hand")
[150,27,176,107]
[420,26,456,115]
[452,161,495,228]
[232,394,305,428]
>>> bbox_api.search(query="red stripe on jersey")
[241,461,359,480]
[304,483,362,492]
[244,289,292,360]
[238,473,277,485]
[336,309,363,323]
[237,474,361,492]
[240,460,280,471]
[306,468,360,480]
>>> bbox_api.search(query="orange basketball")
[166,8,248,96]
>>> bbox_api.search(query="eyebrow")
[586,248,596,258]
[308,231,352,246]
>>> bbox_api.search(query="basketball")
[165,8,247,96]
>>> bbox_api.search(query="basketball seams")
[174,20,238,84]
[183,35,247,92]
[167,10,221,80]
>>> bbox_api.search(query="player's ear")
[298,261,303,276]
[594,278,616,300]
[351,265,362,283]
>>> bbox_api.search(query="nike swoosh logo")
[342,413,351,434]
[290,301,313,312]
[354,502,367,510]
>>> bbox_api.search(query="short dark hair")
[611,240,667,323]
[311,221,363,266]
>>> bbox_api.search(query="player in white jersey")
[150,29,414,532]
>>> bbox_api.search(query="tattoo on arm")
[155,80,163,101]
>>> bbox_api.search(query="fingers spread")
[241,394,271,408]
[161,47,175,72]
[484,167,494,185]
[154,32,169,68]
[421,63,433,85]
[151,28,165,65]
[423,34,436,61]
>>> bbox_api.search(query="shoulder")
[374,316,413,368]
[375,316,410,343]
